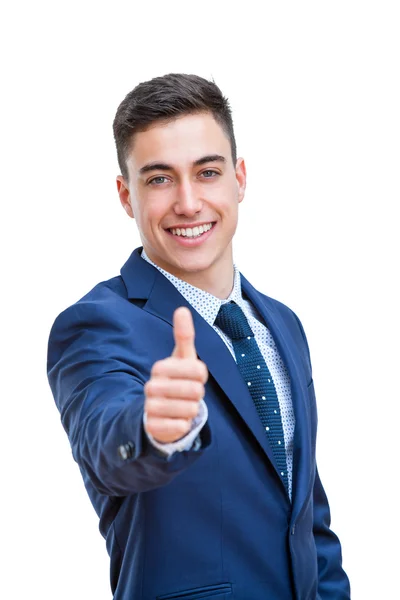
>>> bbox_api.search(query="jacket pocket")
[157,582,232,599]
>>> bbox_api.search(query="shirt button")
[118,441,135,460]
[291,524,296,535]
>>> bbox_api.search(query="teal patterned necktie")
[215,301,289,493]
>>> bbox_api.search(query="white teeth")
[170,222,213,237]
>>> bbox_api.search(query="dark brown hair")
[113,73,237,180]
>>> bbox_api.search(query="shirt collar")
[141,249,243,327]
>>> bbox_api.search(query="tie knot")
[214,301,254,340]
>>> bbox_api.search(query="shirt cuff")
[144,399,208,457]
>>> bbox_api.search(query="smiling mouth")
[167,222,215,238]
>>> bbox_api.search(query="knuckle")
[144,380,155,396]
[178,419,191,436]
[188,381,203,399]
[151,359,170,376]
[201,362,209,382]
[150,360,162,376]
[195,381,205,398]
[144,415,158,433]
[196,360,208,381]
[189,402,199,418]
[144,397,157,414]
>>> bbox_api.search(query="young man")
[47,74,350,599]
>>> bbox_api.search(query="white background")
[1,1,399,598]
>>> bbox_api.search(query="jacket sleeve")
[47,301,211,497]
[313,467,351,599]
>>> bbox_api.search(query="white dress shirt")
[141,250,296,496]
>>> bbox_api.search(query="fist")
[144,307,208,443]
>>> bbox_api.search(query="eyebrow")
[139,154,226,175]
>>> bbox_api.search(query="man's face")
[117,111,246,283]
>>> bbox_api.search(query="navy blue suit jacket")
[47,248,350,600]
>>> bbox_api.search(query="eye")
[200,169,219,179]
[148,176,169,185]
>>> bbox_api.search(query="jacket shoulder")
[47,274,144,379]
[78,274,129,304]
[47,275,135,358]
[257,290,301,329]
[256,290,313,375]
[52,275,129,324]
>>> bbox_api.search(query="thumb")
[172,307,197,359]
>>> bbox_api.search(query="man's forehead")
[133,112,228,148]
[128,113,230,172]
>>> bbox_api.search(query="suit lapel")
[241,275,314,515]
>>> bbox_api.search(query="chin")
[171,253,215,274]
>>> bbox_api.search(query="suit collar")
[120,247,159,300]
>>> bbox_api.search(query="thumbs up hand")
[144,307,208,444]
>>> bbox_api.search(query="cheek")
[219,185,240,218]
[207,182,237,212]
[135,194,168,227]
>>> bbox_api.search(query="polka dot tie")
[215,301,289,492]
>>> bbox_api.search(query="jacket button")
[118,441,135,460]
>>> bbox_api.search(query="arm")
[47,302,211,497]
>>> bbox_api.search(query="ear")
[235,158,247,204]
[116,175,134,218]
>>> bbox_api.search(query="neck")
[145,247,235,300]
[178,260,235,299]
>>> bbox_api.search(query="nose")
[173,180,202,217]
